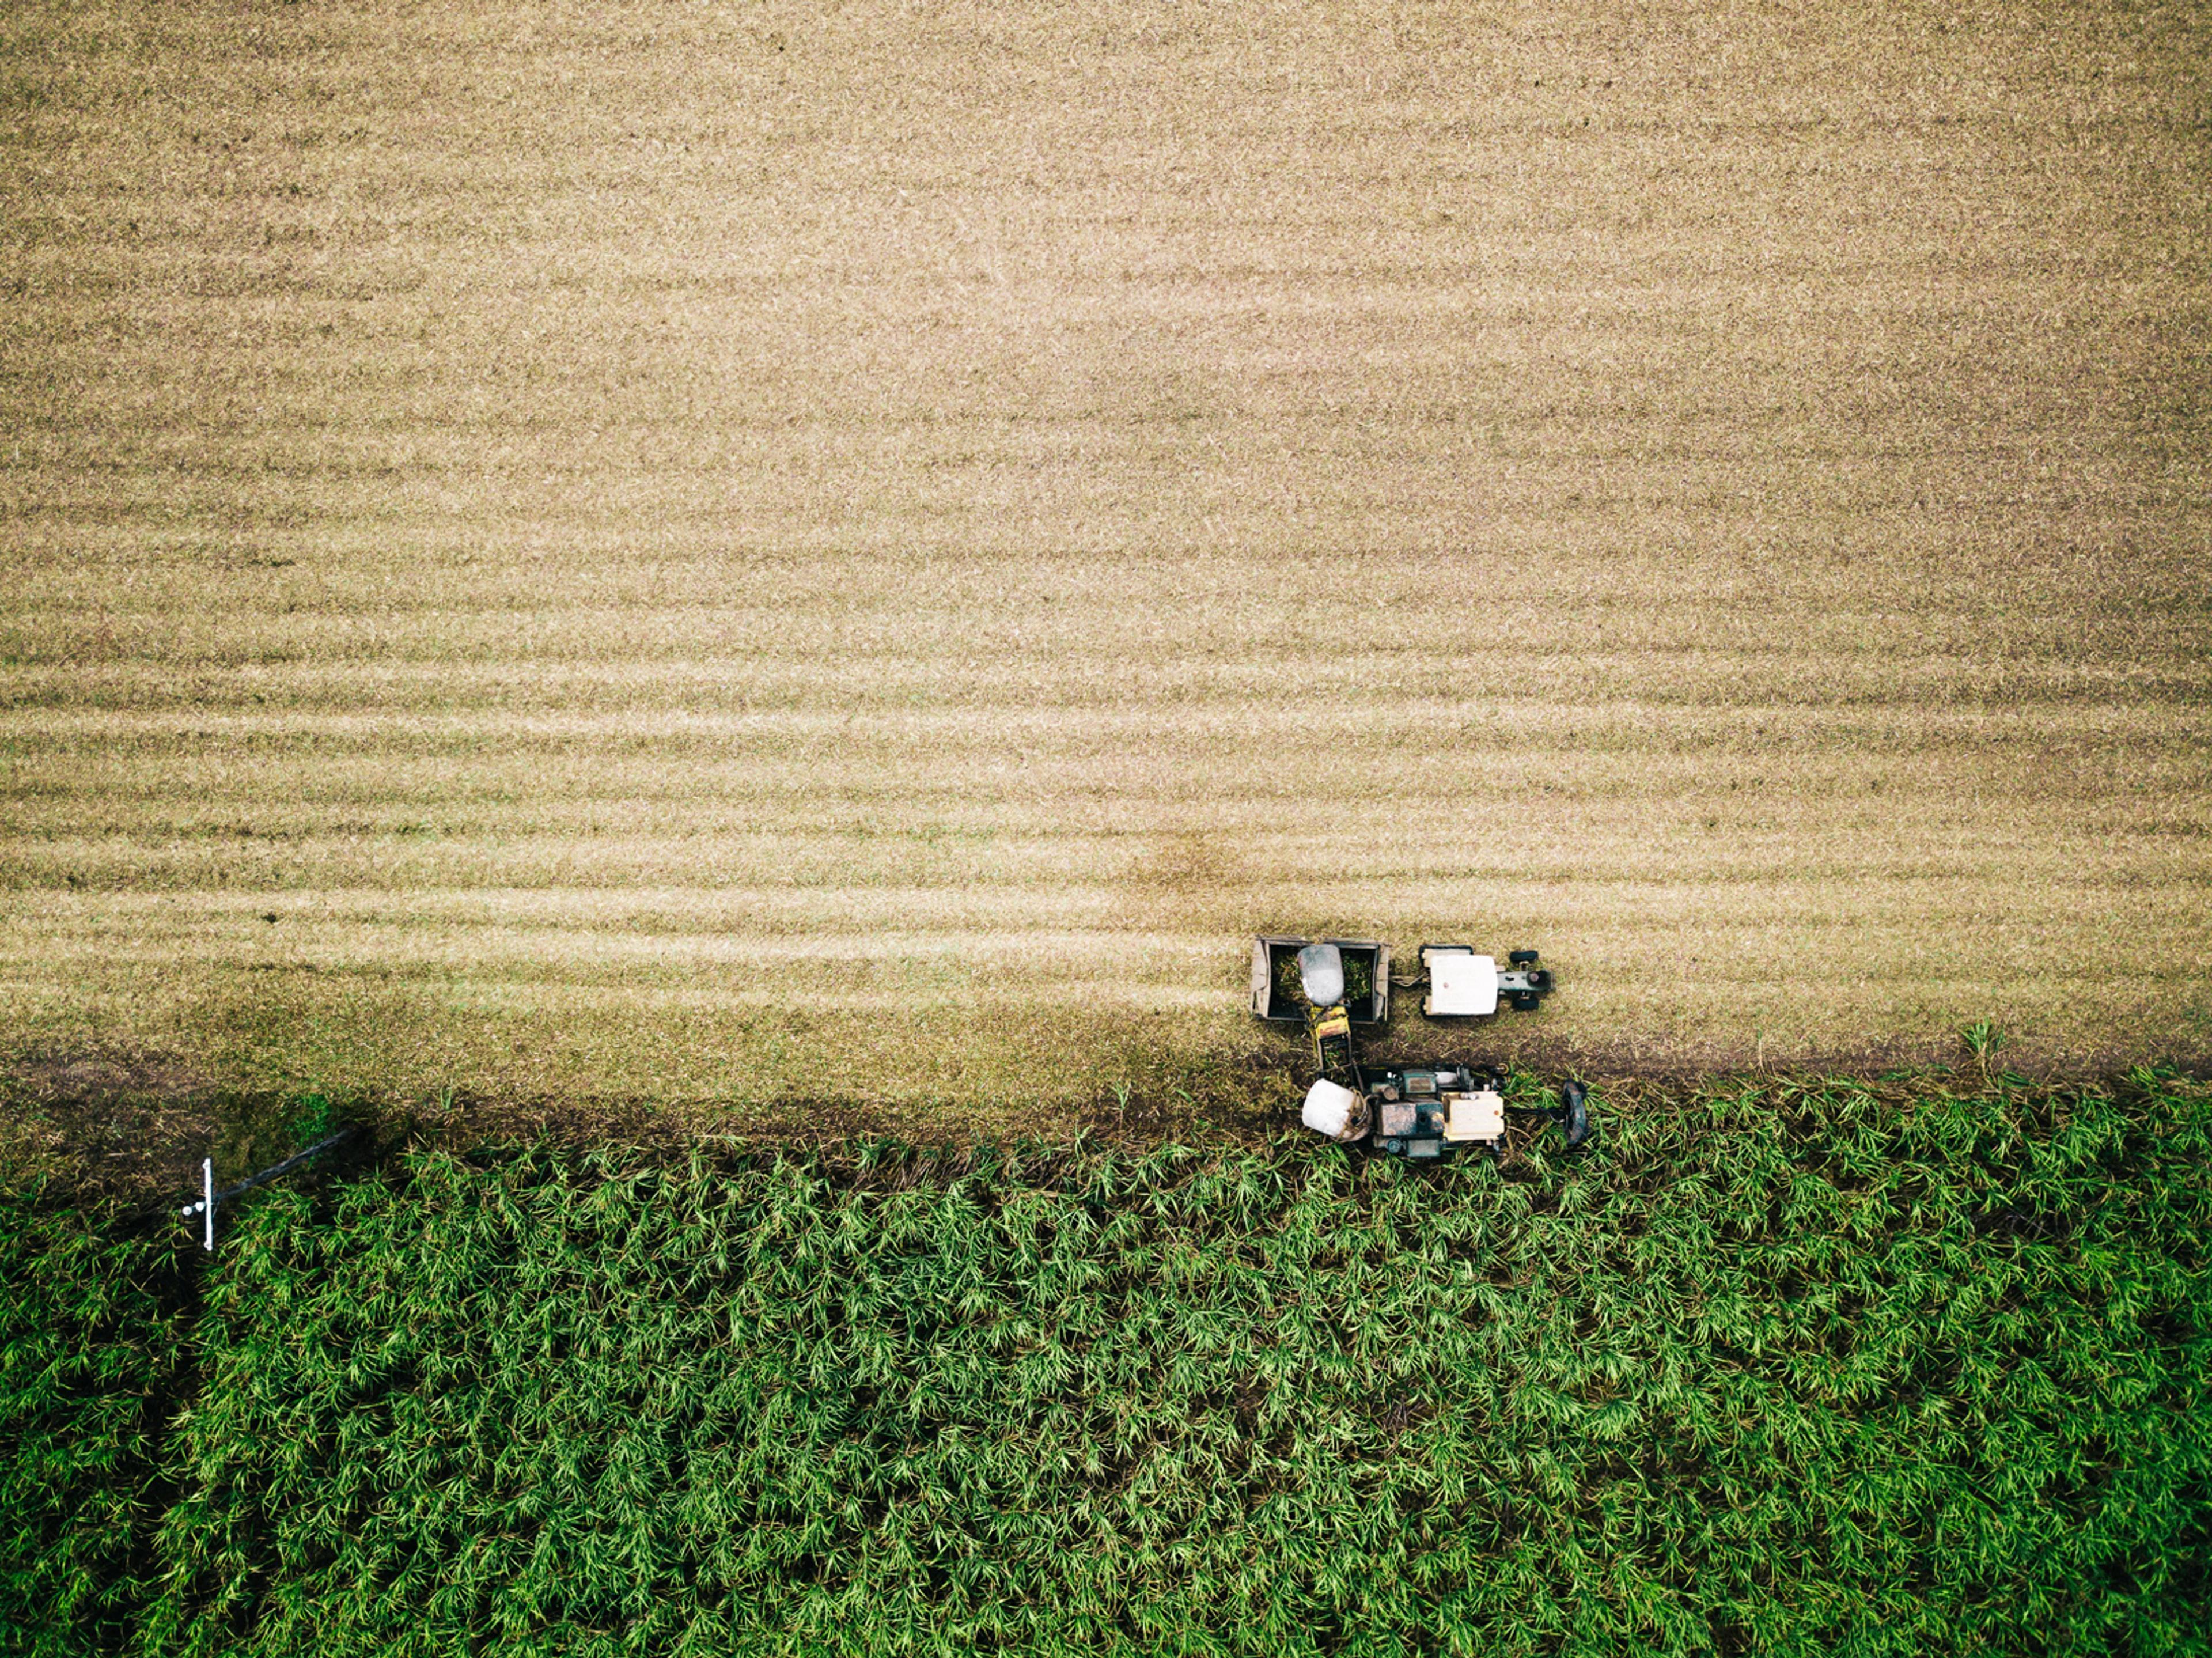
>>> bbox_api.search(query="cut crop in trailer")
[1,0,2207,1114]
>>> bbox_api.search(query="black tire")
[1560,1081,1591,1148]
[1510,991,1539,1012]
[1529,969,1554,992]
[1509,949,1540,966]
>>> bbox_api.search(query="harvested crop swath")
[125,1075,2212,1657]
[5,1,2209,1100]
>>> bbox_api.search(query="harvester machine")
[1252,936,1591,1159]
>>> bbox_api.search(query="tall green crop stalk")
[8,1073,2208,1656]
[0,1193,192,1658]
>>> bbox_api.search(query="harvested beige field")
[2,0,2207,1122]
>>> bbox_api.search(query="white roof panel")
[1429,952,1497,1016]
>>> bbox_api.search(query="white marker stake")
[203,1157,214,1252]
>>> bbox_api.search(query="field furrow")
[2,0,2206,1109]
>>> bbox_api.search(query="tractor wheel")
[1560,1081,1591,1148]
[1509,949,1540,966]
[1510,991,1539,1012]
[1529,969,1554,991]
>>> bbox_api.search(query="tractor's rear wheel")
[1509,949,1540,966]
[1560,1081,1591,1148]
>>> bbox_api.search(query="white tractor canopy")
[1294,942,1343,1008]
[1423,950,1498,1017]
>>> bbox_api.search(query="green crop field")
[7,1069,2208,1656]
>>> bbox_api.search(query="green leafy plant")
[1960,1017,2006,1065]
[0,1195,190,1658]
[293,1092,341,1142]
[10,1072,2211,1657]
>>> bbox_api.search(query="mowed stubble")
[2,0,2207,1117]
